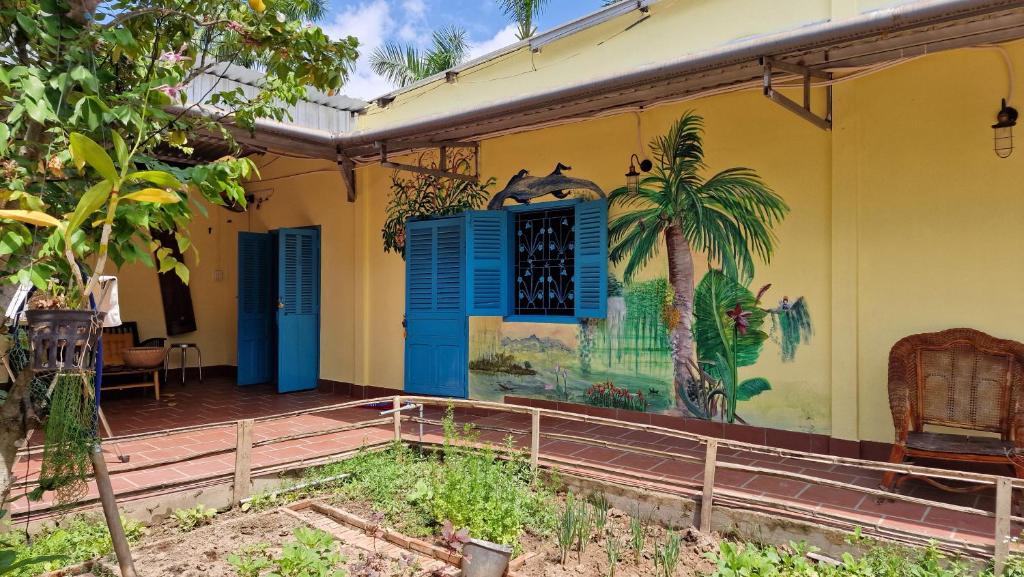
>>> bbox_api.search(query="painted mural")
[469,112,826,433]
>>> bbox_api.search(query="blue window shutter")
[574,199,607,318]
[465,210,508,316]
[406,220,436,312]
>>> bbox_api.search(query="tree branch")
[101,8,232,30]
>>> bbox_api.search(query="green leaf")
[0,123,8,155]
[70,65,99,93]
[127,170,183,190]
[65,180,114,239]
[173,262,190,285]
[69,133,119,183]
[0,224,31,256]
[736,378,771,401]
[111,132,129,169]
[121,188,181,204]
[693,269,768,369]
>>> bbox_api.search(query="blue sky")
[320,1,603,99]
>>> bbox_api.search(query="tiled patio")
[10,386,1014,556]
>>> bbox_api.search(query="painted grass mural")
[469,111,824,433]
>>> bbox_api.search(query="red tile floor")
[10,378,1015,557]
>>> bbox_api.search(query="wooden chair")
[101,322,165,399]
[883,328,1024,490]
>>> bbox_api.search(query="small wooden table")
[101,366,160,400]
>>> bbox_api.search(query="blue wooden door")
[276,227,320,393]
[237,232,274,385]
[404,217,468,398]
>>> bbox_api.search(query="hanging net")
[27,371,97,505]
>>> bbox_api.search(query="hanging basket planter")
[24,309,105,371]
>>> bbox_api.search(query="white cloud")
[317,2,521,101]
[321,0,397,99]
[468,24,519,60]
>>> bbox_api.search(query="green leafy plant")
[0,549,63,577]
[227,544,272,577]
[0,515,145,577]
[172,504,217,532]
[628,514,646,565]
[317,410,554,554]
[652,530,681,577]
[275,527,345,577]
[381,151,494,257]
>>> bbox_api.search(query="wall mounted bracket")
[378,140,480,183]
[761,56,832,131]
[337,150,356,202]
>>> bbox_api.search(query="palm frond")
[608,208,666,283]
[275,0,327,21]
[497,0,550,39]
[370,41,424,88]
[425,26,468,74]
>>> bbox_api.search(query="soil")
[101,494,719,577]
[514,508,718,577]
[129,510,304,577]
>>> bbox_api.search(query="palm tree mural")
[498,0,549,40]
[370,26,469,88]
[608,112,789,416]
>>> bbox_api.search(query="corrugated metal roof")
[184,62,365,134]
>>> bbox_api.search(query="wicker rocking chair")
[882,328,1024,490]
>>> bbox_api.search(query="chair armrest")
[139,337,166,347]
[888,354,914,443]
[888,382,911,443]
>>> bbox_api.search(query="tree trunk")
[0,371,38,508]
[665,225,696,414]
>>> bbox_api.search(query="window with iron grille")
[513,206,575,316]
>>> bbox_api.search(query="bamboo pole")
[232,419,254,507]
[700,439,718,533]
[994,477,1011,574]
[89,445,137,577]
[392,396,402,441]
[530,409,540,470]
[400,396,1024,489]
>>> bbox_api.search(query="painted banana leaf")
[693,269,769,373]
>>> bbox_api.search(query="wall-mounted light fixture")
[625,154,652,195]
[993,98,1018,158]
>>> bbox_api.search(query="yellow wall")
[115,41,1024,443]
[356,0,918,131]
[115,203,242,367]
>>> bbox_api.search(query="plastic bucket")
[461,538,513,577]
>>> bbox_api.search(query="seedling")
[653,530,681,577]
[440,519,470,552]
[590,495,609,536]
[576,503,596,560]
[171,504,216,532]
[629,514,646,564]
[557,491,581,565]
[605,533,621,577]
